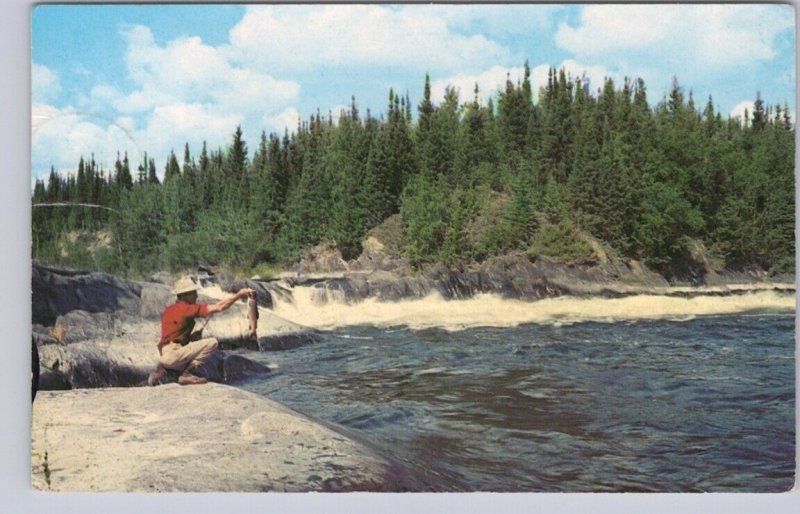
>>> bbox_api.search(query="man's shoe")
[147,364,166,386]
[178,372,208,386]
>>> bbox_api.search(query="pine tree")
[46,166,62,202]
[148,157,159,185]
[539,68,573,184]
[439,188,468,267]
[751,92,767,133]
[505,168,537,247]
[498,71,532,162]
[114,152,133,191]
[164,150,181,183]
[463,83,493,177]
[400,172,449,267]
[417,74,436,173]
[326,101,372,259]
[228,125,248,180]
[427,86,461,183]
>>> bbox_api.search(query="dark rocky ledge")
[276,254,794,306]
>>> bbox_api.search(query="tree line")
[32,63,795,279]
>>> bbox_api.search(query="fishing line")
[261,306,331,334]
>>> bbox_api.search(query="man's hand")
[237,288,255,300]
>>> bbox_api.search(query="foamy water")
[269,287,796,331]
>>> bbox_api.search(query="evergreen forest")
[32,65,796,279]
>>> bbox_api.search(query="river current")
[238,288,795,492]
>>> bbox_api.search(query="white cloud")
[31,99,251,180]
[430,66,524,104]
[31,103,62,137]
[532,60,620,97]
[556,5,794,70]
[32,63,61,103]
[227,5,510,73]
[144,103,243,155]
[263,107,301,134]
[31,104,144,178]
[88,84,123,107]
[430,60,620,106]
[552,4,796,111]
[212,67,299,114]
[119,25,300,115]
[730,100,755,121]
[117,24,300,157]
[328,104,350,124]
[31,24,305,179]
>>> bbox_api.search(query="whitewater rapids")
[268,285,796,332]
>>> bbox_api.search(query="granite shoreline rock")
[31,384,442,492]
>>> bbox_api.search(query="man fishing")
[148,276,254,386]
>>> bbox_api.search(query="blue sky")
[31,3,796,183]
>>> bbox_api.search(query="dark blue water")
[239,313,795,492]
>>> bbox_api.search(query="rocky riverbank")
[30,263,445,492]
[31,255,793,390]
[29,257,793,492]
[32,263,319,390]
[31,383,439,492]
[280,251,794,306]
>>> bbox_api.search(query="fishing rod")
[32,202,120,213]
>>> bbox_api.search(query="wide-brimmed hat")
[172,276,199,295]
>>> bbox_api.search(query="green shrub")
[528,221,597,264]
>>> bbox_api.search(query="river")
[238,288,795,492]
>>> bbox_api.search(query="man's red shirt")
[159,300,209,349]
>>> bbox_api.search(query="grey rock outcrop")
[291,254,675,306]
[217,273,275,309]
[221,354,272,382]
[286,229,795,307]
[52,309,141,344]
[138,282,175,320]
[32,263,142,325]
[147,351,271,386]
[35,306,284,389]
[36,321,160,388]
[31,384,441,492]
[38,367,72,391]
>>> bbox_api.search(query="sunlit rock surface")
[31,384,436,492]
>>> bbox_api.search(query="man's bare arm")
[205,288,253,316]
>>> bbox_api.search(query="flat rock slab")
[31,384,409,492]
